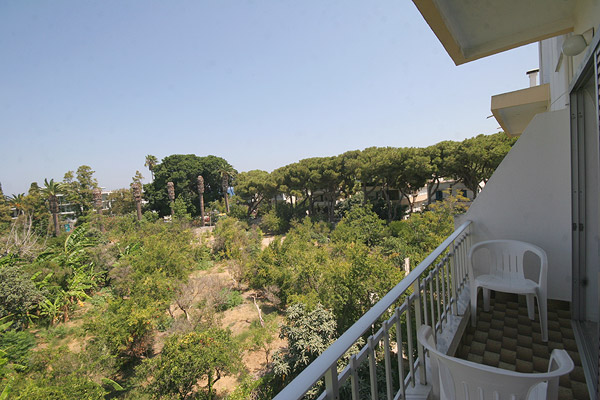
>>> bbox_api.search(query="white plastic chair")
[417,325,574,400]
[469,240,548,342]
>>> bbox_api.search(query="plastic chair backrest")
[469,240,547,285]
[417,325,573,400]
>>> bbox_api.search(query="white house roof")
[412,0,575,65]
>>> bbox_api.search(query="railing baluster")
[350,354,359,400]
[406,300,415,387]
[413,279,426,385]
[383,321,393,400]
[368,336,378,400]
[440,260,447,321]
[435,264,442,330]
[394,306,406,399]
[466,228,472,279]
[462,237,467,285]
[446,256,452,316]
[429,277,436,340]
[451,249,458,315]
[324,364,339,400]
[422,277,429,327]
[463,238,467,280]
[458,239,463,287]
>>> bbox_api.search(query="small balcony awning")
[491,84,550,137]
[411,0,575,65]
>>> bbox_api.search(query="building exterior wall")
[458,109,572,301]
[539,36,572,112]
[573,0,600,65]
[539,1,599,113]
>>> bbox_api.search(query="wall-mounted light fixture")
[562,28,595,57]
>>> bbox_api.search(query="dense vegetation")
[0,133,513,399]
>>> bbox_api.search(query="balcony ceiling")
[491,84,550,137]
[412,0,576,65]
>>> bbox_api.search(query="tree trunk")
[207,372,214,400]
[52,212,60,236]
[199,194,205,226]
[136,201,142,221]
[329,194,335,223]
[427,178,440,205]
[305,190,314,216]
[253,295,264,327]
[50,196,60,236]
[402,192,414,214]
[382,185,392,222]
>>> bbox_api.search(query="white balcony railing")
[274,220,472,400]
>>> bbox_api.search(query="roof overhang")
[412,0,576,65]
[491,84,550,137]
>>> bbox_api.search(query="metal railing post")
[451,247,458,316]
[324,364,339,399]
[394,307,406,399]
[413,278,426,385]
[382,321,393,400]
[368,336,378,399]
[350,354,360,400]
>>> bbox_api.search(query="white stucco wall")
[539,36,571,112]
[539,0,599,113]
[457,108,572,301]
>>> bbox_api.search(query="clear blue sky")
[0,1,538,195]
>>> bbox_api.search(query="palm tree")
[144,155,158,181]
[132,183,143,221]
[167,181,175,216]
[42,178,62,236]
[8,193,26,216]
[197,175,205,226]
[218,167,235,214]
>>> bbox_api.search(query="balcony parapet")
[274,220,473,400]
[491,84,551,137]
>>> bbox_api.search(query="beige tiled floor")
[457,292,589,400]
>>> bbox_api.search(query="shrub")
[143,210,159,223]
[272,303,336,385]
[217,289,244,311]
[0,265,45,328]
[0,330,36,366]
[212,217,262,262]
[331,203,388,247]
[138,328,241,400]
[259,209,284,234]
[12,375,106,400]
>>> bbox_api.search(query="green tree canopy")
[144,154,158,180]
[272,303,336,382]
[449,133,516,198]
[61,165,99,217]
[234,170,278,217]
[140,328,240,400]
[144,154,236,217]
[424,140,459,204]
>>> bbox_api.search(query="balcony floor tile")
[457,292,589,400]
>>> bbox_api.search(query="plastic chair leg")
[483,288,491,312]
[471,285,478,326]
[526,294,535,320]
[538,292,548,342]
